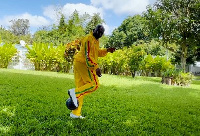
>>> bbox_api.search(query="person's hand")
[107,48,116,53]
[96,68,102,77]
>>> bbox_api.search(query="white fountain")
[8,40,35,70]
[12,40,27,70]
[20,40,26,47]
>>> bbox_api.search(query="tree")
[107,15,149,49]
[66,10,85,41]
[9,19,30,36]
[99,35,109,48]
[32,30,50,43]
[32,10,86,46]
[145,0,200,71]
[105,29,126,49]
[58,14,67,34]
[137,40,167,56]
[0,26,18,43]
[85,13,104,34]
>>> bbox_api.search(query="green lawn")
[0,69,200,135]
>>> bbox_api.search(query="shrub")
[141,55,174,77]
[162,69,193,86]
[99,47,174,78]
[0,43,17,68]
[26,43,70,72]
[99,49,128,75]
[173,72,193,86]
[141,54,154,76]
[127,46,146,77]
[162,68,176,78]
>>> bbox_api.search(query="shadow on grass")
[0,68,74,80]
[135,76,162,83]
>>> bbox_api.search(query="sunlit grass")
[0,125,10,134]
[0,68,200,135]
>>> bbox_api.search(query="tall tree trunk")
[181,55,186,72]
[131,71,136,78]
[181,39,188,72]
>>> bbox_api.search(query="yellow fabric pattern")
[72,61,99,116]
[74,32,107,70]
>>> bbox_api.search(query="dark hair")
[95,24,105,32]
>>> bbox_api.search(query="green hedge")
[99,46,174,77]
[0,41,175,78]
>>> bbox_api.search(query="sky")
[0,0,157,35]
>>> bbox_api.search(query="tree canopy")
[106,15,149,49]
[145,0,200,70]
[9,19,30,36]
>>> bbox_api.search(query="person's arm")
[98,47,116,57]
[98,49,107,57]
[96,48,115,77]
[107,48,116,53]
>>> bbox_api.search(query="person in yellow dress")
[68,25,115,119]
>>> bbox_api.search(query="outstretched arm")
[107,48,116,53]
[98,47,116,57]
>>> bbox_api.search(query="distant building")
[189,62,200,76]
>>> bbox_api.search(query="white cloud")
[101,23,118,35]
[62,3,104,18]
[43,3,104,23]
[43,5,59,21]
[91,0,149,15]
[102,23,110,35]
[0,3,108,34]
[0,13,50,27]
[42,3,109,34]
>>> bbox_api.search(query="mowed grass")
[0,69,200,135]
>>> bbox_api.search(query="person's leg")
[71,96,84,116]
[72,61,99,116]
[75,64,99,98]
[71,64,85,116]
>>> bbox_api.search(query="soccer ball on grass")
[66,98,79,110]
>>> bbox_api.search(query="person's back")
[74,32,101,68]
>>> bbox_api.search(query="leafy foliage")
[9,19,30,36]
[162,69,193,86]
[32,11,104,46]
[99,49,128,75]
[26,43,69,72]
[32,30,50,44]
[106,29,126,49]
[65,11,85,41]
[106,15,149,49]
[0,43,17,68]
[0,27,18,44]
[64,39,82,65]
[145,0,200,70]
[99,43,174,78]
[126,46,146,77]
[85,13,104,34]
